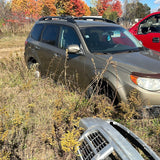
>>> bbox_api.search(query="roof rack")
[75,17,115,23]
[38,16,115,24]
[39,16,74,22]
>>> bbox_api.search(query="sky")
[85,0,160,13]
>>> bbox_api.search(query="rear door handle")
[35,46,40,50]
[152,37,159,43]
[54,53,61,57]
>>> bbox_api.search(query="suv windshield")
[81,26,142,54]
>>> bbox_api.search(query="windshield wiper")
[118,47,144,53]
[102,52,112,55]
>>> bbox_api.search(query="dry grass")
[0,35,26,60]
[0,54,114,159]
[0,35,159,159]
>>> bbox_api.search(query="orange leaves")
[11,0,57,18]
[11,0,27,13]
[97,0,122,17]
[11,0,39,19]
[42,0,57,16]
[65,0,91,17]
[51,0,90,17]
[11,0,91,19]
[83,2,91,16]
[112,0,122,16]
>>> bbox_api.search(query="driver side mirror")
[67,44,80,54]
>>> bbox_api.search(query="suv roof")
[38,16,118,28]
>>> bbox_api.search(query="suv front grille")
[79,130,109,160]
[79,139,95,160]
[87,131,108,152]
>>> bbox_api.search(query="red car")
[129,12,160,52]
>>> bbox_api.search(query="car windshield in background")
[81,27,142,54]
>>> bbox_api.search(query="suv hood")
[95,50,160,74]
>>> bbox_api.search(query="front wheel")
[86,81,119,106]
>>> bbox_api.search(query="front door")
[136,14,160,51]
[58,25,92,89]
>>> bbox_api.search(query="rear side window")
[42,24,59,46]
[31,24,44,41]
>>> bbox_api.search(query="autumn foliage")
[10,0,122,19]
[11,0,91,19]
[62,0,91,17]
[97,0,122,16]
[0,0,122,33]
[3,0,123,28]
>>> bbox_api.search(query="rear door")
[37,24,64,79]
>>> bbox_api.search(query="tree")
[102,7,118,21]
[0,0,11,20]
[112,0,122,17]
[11,0,38,18]
[11,0,57,18]
[125,2,150,23]
[41,0,57,16]
[56,0,90,16]
[90,7,98,16]
[96,0,122,17]
[97,0,112,16]
[68,0,86,16]
[37,0,57,16]
[11,0,90,19]
[82,1,91,16]
[11,0,27,14]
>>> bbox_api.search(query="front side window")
[59,26,81,49]
[138,14,160,34]
[42,24,59,46]
[31,23,44,41]
[81,26,142,54]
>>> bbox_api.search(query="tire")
[86,80,119,106]
[27,62,41,78]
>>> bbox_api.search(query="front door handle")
[152,37,159,43]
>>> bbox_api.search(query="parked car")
[129,12,160,52]
[25,16,160,107]
[77,117,160,160]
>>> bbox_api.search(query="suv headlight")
[130,72,160,91]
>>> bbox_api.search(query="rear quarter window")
[31,23,44,41]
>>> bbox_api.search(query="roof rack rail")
[39,16,66,21]
[38,16,76,23]
[38,16,115,24]
[75,17,115,23]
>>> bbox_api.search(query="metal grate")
[79,139,95,160]
[88,131,108,152]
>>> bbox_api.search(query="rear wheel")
[27,61,41,78]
